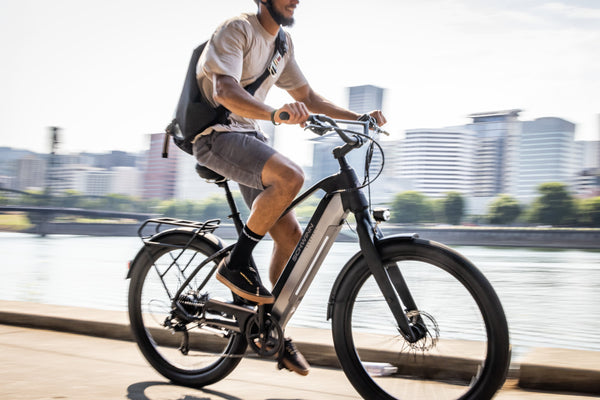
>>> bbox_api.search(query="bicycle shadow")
[126,381,242,400]
[126,381,309,400]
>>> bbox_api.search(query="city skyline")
[1,0,599,154]
[4,106,598,204]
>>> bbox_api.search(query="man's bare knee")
[281,165,304,195]
[263,155,304,197]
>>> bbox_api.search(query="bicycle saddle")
[195,164,226,182]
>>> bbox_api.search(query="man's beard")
[263,0,295,27]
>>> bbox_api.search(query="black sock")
[227,225,264,270]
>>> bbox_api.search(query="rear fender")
[126,227,224,279]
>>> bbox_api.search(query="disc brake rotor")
[406,310,440,352]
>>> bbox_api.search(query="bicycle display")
[127,115,511,400]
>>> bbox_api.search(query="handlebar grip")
[279,111,290,121]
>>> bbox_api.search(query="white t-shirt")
[196,13,308,135]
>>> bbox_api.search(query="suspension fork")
[354,210,422,343]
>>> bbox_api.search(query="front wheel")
[331,238,510,400]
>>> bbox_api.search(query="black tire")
[128,232,247,387]
[331,238,510,400]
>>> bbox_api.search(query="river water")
[1,232,599,359]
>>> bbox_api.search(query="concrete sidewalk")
[2,325,598,400]
[1,300,599,399]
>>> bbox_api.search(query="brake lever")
[358,114,390,136]
[375,126,390,136]
[304,123,330,136]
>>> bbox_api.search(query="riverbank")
[381,225,600,249]
[1,300,598,395]
[5,221,600,249]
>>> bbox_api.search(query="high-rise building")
[516,117,577,200]
[78,151,140,169]
[142,134,179,200]
[398,128,477,198]
[51,165,95,194]
[582,139,600,170]
[16,155,46,191]
[348,85,385,114]
[111,166,143,198]
[467,110,522,198]
[572,138,599,198]
[85,169,112,196]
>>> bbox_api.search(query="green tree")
[103,193,136,212]
[528,182,576,226]
[157,199,177,218]
[577,197,600,227]
[429,198,445,223]
[487,194,521,225]
[137,198,160,214]
[198,196,229,220]
[158,199,202,220]
[57,190,84,208]
[198,192,249,221]
[389,191,432,224]
[443,192,465,225]
[78,196,104,210]
[19,190,47,206]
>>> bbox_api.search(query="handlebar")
[278,112,388,148]
[279,112,387,187]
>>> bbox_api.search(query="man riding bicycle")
[192,0,386,375]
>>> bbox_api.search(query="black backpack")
[164,29,288,157]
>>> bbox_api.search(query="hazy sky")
[1,0,599,155]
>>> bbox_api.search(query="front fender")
[326,233,419,320]
[126,227,224,279]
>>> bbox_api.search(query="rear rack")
[137,217,221,243]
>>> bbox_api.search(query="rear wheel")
[331,238,510,400]
[128,232,247,387]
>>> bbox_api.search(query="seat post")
[218,180,244,236]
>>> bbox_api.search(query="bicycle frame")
[270,155,420,341]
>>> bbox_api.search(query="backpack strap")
[243,28,287,95]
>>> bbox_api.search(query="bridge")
[0,205,155,221]
[0,187,158,235]
[0,205,157,236]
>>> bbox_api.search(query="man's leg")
[217,153,304,304]
[246,153,304,236]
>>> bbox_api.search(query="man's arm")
[213,75,386,126]
[287,84,387,126]
[213,74,309,125]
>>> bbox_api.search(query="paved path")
[1,324,598,400]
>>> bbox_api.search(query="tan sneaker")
[216,257,274,305]
[277,338,310,376]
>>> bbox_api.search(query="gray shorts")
[193,130,277,207]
